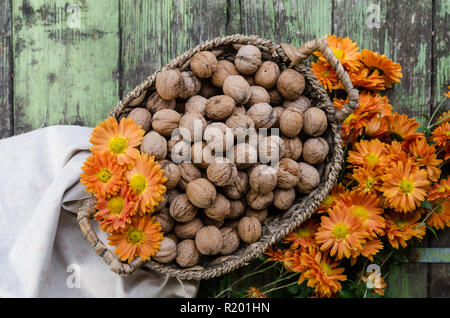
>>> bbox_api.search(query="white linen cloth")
[0,125,199,297]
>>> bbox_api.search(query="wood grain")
[0,0,12,138]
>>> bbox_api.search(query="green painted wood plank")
[120,0,229,94]
[387,262,428,298]
[429,227,450,297]
[0,0,12,138]
[13,0,120,133]
[333,0,433,124]
[403,248,450,263]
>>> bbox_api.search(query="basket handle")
[280,37,359,121]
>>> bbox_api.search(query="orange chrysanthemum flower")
[351,239,383,266]
[80,151,124,198]
[348,139,388,169]
[384,113,423,148]
[408,138,442,182]
[90,117,145,166]
[360,49,403,88]
[107,216,163,262]
[316,35,362,73]
[364,117,389,139]
[437,111,450,123]
[380,158,431,213]
[315,206,369,260]
[350,67,385,91]
[284,218,319,251]
[426,198,450,230]
[315,184,348,214]
[444,86,450,98]
[281,249,297,272]
[431,122,450,148]
[94,185,137,233]
[312,61,341,92]
[361,270,387,296]
[126,153,167,214]
[352,167,382,194]
[246,287,268,298]
[428,177,450,201]
[384,211,426,249]
[265,246,285,262]
[298,250,346,298]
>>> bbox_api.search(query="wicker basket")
[77,34,358,280]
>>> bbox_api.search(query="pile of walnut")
[126,44,330,268]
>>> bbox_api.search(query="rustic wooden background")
[0,0,448,297]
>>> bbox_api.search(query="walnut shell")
[244,207,268,223]
[178,162,202,190]
[190,141,209,169]
[185,95,207,116]
[220,227,240,255]
[127,108,152,132]
[303,107,328,137]
[151,109,181,137]
[190,51,218,78]
[186,178,217,208]
[165,187,181,204]
[169,138,191,164]
[238,216,262,244]
[204,122,234,152]
[179,71,201,99]
[159,159,181,189]
[154,207,175,233]
[155,69,184,100]
[246,86,270,107]
[195,226,223,255]
[204,193,231,221]
[233,143,258,169]
[207,157,238,186]
[273,187,296,210]
[255,61,280,89]
[233,106,247,116]
[201,214,224,228]
[296,162,320,193]
[174,217,204,239]
[153,237,177,263]
[258,135,285,164]
[249,164,278,194]
[234,45,262,75]
[302,137,329,165]
[277,69,305,100]
[146,92,176,114]
[272,106,284,128]
[176,239,200,267]
[179,112,207,142]
[199,80,219,98]
[140,131,167,161]
[283,95,311,112]
[205,95,236,120]
[246,189,274,210]
[169,194,198,222]
[247,103,276,129]
[166,232,179,244]
[279,107,303,137]
[223,170,249,199]
[281,136,303,161]
[225,114,255,140]
[212,60,239,87]
[268,89,284,105]
[228,199,246,219]
[223,75,251,105]
[277,158,301,189]
[243,75,256,86]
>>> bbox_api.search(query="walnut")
[277,158,301,189]
[233,143,258,169]
[303,107,328,137]
[146,92,176,114]
[195,226,223,255]
[223,75,251,105]
[151,109,181,137]
[165,187,181,204]
[228,199,246,219]
[249,164,278,194]
[281,136,302,161]
[166,232,179,244]
[234,45,262,75]
[140,131,167,160]
[258,135,285,164]
[176,239,200,267]
[205,95,236,120]
[179,112,207,142]
[279,107,303,137]
[238,216,262,244]
[283,96,311,112]
[243,75,256,86]
[190,51,218,78]
[199,80,219,98]
[155,69,184,100]
[220,227,240,255]
[244,207,268,223]
[178,162,202,191]
[169,138,191,164]
[302,137,329,165]
[190,141,209,169]
[204,122,234,152]
[154,208,175,233]
[201,214,224,228]
[223,170,249,199]
[268,89,284,105]
[153,193,167,212]
[224,219,240,231]
[246,189,274,210]
[225,114,255,140]
[204,193,231,221]
[179,71,201,99]
[272,106,284,128]
[207,157,238,187]
[185,95,207,116]
[159,160,181,189]
[233,106,247,116]
[174,217,204,239]
[169,194,198,222]
[127,108,152,132]
[296,162,320,193]
[254,61,280,89]
[277,69,305,100]
[186,178,217,209]
[273,187,296,210]
[247,103,276,129]
[246,86,270,107]
[212,60,239,87]
[153,237,177,263]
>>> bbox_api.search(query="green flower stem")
[261,281,298,295]
[258,272,299,291]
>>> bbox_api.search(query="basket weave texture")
[77,34,358,280]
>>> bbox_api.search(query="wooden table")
[0,0,448,297]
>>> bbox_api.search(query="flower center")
[344,113,355,125]
[332,223,350,240]
[323,195,336,207]
[323,70,330,77]
[437,185,449,193]
[389,132,404,142]
[332,48,344,61]
[366,153,379,166]
[445,131,450,136]
[297,228,311,238]
[129,174,147,194]
[352,206,369,220]
[399,178,414,194]
[109,136,128,155]
[320,261,332,275]
[394,219,408,228]
[365,177,374,190]
[96,168,112,183]
[434,203,443,215]
[107,197,125,215]
[127,228,145,244]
